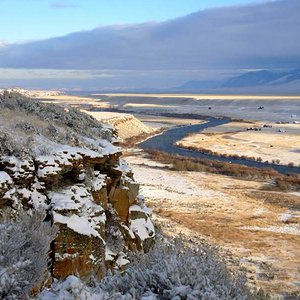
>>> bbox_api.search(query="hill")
[222,69,300,88]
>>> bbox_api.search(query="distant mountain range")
[222,69,300,88]
[177,69,300,92]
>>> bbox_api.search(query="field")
[177,121,300,166]
[125,150,300,297]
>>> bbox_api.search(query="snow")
[130,217,155,241]
[35,142,120,179]
[17,188,32,199]
[129,203,155,242]
[49,185,105,213]
[129,204,145,213]
[114,159,132,174]
[98,139,120,156]
[116,253,130,268]
[53,212,102,239]
[49,191,81,212]
[1,156,34,179]
[50,185,106,240]
[89,254,96,262]
[105,247,116,261]
[30,189,48,209]
[38,275,100,300]
[91,172,106,191]
[240,225,300,236]
[36,156,63,178]
[126,157,226,202]
[120,223,136,239]
[36,155,72,167]
[130,204,152,217]
[55,253,79,260]
[0,171,12,185]
[50,185,106,239]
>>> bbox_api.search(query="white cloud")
[0,0,298,87]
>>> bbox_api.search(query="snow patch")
[240,225,300,236]
[130,217,155,241]
[53,212,102,239]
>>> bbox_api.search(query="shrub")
[0,210,56,299]
[145,150,300,191]
[99,238,253,299]
[0,130,33,158]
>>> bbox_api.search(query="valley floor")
[177,121,300,166]
[34,91,300,297]
[125,150,300,298]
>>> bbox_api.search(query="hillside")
[176,69,300,93]
[83,111,155,140]
[0,91,155,297]
[222,69,300,88]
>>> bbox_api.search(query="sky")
[1,0,264,43]
[0,0,299,91]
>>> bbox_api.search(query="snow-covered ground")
[124,150,300,296]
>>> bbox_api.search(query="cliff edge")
[0,91,155,285]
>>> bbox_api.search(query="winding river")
[139,117,300,175]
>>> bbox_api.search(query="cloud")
[50,2,78,9]
[0,68,114,80]
[0,0,299,73]
[0,40,9,48]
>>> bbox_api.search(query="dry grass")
[120,130,163,148]
[144,150,300,191]
[177,122,300,166]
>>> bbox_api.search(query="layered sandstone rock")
[0,148,155,281]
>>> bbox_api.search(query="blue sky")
[1,0,264,42]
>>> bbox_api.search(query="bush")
[100,239,253,299]
[39,237,263,299]
[0,130,33,158]
[144,150,300,191]
[0,210,56,299]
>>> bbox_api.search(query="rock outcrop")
[84,111,154,140]
[0,92,155,285]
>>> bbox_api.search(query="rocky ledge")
[0,91,155,285]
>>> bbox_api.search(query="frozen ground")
[125,150,300,297]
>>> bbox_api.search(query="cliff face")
[84,111,154,140]
[0,92,155,283]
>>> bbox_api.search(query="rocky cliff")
[0,91,155,284]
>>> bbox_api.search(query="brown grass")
[120,129,163,148]
[145,150,300,191]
